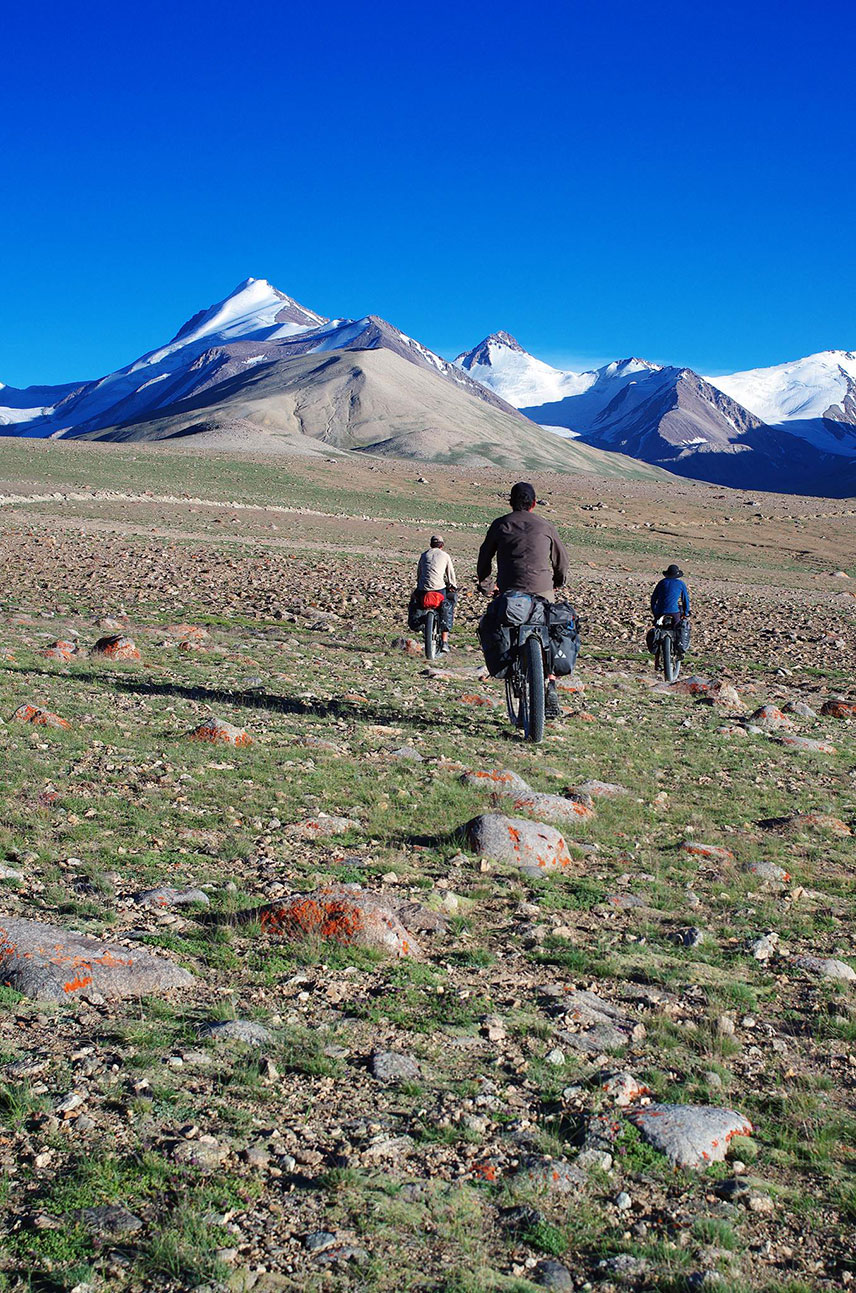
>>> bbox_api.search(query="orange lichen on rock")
[252,888,420,958]
[11,703,70,730]
[92,634,141,661]
[680,841,735,862]
[42,639,77,661]
[821,699,856,718]
[187,718,252,746]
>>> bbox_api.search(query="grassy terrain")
[0,439,854,1292]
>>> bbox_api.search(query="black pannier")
[407,589,427,631]
[547,601,580,676]
[478,597,514,678]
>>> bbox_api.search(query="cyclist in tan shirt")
[416,535,457,653]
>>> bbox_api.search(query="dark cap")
[430,534,444,547]
[663,563,684,578]
[510,481,537,510]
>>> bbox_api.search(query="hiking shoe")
[545,681,561,718]
[440,642,451,653]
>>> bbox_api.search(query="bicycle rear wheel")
[424,610,437,660]
[662,632,680,683]
[524,635,546,743]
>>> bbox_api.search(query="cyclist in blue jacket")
[650,564,691,657]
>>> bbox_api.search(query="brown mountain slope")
[73,346,668,479]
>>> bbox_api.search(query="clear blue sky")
[3,0,854,387]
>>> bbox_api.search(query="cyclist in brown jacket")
[477,482,570,716]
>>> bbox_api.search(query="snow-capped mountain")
[3,279,656,475]
[706,351,856,457]
[0,278,520,440]
[455,331,856,495]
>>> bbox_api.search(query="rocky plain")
[0,437,854,1293]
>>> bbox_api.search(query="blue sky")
[3,0,854,387]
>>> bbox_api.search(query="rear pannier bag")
[408,590,427,631]
[477,590,548,679]
[478,599,514,678]
[547,601,580,676]
[421,590,445,609]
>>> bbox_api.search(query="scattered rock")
[287,814,359,840]
[820,699,856,719]
[199,1019,274,1046]
[575,779,628,798]
[11,703,70,730]
[242,888,421,958]
[670,926,705,947]
[749,704,793,731]
[747,932,779,961]
[0,915,194,1001]
[187,717,252,746]
[134,886,210,908]
[91,634,141,661]
[369,1050,421,1084]
[461,768,530,793]
[792,955,856,983]
[625,1103,753,1168]
[778,733,837,754]
[745,861,790,882]
[75,1204,144,1236]
[534,1259,574,1289]
[389,746,424,762]
[680,841,735,863]
[516,1157,586,1194]
[463,814,573,877]
[494,790,594,828]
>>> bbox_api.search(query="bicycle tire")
[662,632,680,683]
[525,634,546,743]
[505,674,519,726]
[424,611,437,660]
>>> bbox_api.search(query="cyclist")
[477,482,569,716]
[416,535,457,653]
[650,563,691,657]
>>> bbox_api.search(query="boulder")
[792,955,856,983]
[778,733,837,754]
[515,1157,586,1194]
[287,814,359,840]
[133,886,210,908]
[463,814,573,876]
[11,703,70,730]
[0,915,193,1001]
[789,813,851,837]
[187,717,252,746]
[820,699,856,719]
[625,1103,753,1168]
[575,779,629,798]
[680,841,735,863]
[461,768,531,793]
[370,1050,422,1084]
[490,790,594,827]
[199,1019,274,1045]
[246,888,420,958]
[749,705,793,732]
[42,640,78,662]
[745,861,791,882]
[92,634,141,661]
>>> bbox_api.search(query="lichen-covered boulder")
[187,717,252,746]
[92,634,141,661]
[625,1103,753,1168]
[0,915,193,1001]
[680,841,735,863]
[11,703,70,730]
[820,699,856,719]
[247,888,420,959]
[463,814,573,877]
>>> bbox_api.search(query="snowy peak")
[706,349,856,456]
[169,277,326,347]
[455,332,526,370]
